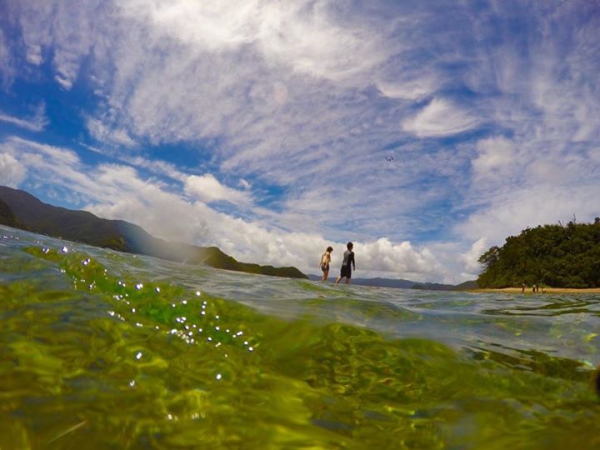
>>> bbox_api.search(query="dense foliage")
[477,219,600,288]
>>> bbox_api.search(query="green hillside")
[477,219,600,288]
[0,198,23,228]
[0,186,307,279]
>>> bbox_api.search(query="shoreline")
[469,287,600,294]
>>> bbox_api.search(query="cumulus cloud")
[0,136,451,281]
[460,238,488,276]
[0,137,99,198]
[85,165,212,244]
[184,174,252,206]
[353,238,442,280]
[2,0,600,283]
[457,182,600,252]
[0,152,26,187]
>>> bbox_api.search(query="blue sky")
[1,0,599,283]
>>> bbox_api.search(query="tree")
[477,220,600,288]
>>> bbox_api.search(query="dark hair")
[326,246,333,252]
[347,242,353,250]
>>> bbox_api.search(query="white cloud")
[461,238,488,275]
[354,238,442,280]
[0,135,454,281]
[120,156,188,182]
[0,153,26,187]
[0,29,16,88]
[184,174,252,206]
[85,165,212,244]
[254,2,387,81]
[119,0,387,81]
[54,74,73,90]
[238,178,251,190]
[472,136,516,180]
[2,0,472,252]
[0,103,48,132]
[25,43,43,65]
[0,137,99,198]
[377,78,437,101]
[86,117,137,148]
[457,183,600,252]
[402,98,479,138]
[3,0,600,284]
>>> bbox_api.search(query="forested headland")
[477,219,600,288]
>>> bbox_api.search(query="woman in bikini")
[319,246,333,281]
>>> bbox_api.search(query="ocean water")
[1,225,600,450]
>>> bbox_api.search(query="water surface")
[1,225,599,449]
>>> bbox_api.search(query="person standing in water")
[319,246,333,281]
[336,242,356,285]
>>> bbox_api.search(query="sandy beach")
[470,287,600,294]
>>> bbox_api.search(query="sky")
[0,0,599,284]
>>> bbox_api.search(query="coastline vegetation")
[477,218,600,289]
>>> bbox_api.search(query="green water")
[1,227,600,449]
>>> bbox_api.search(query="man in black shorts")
[336,242,356,284]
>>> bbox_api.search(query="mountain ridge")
[307,274,477,291]
[0,186,307,279]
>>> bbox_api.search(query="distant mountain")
[354,277,460,290]
[352,277,419,289]
[307,274,466,291]
[0,186,307,279]
[452,280,479,290]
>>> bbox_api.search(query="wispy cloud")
[0,28,16,89]
[0,136,447,281]
[86,117,137,148]
[0,103,48,132]
[402,98,479,138]
[1,0,599,283]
